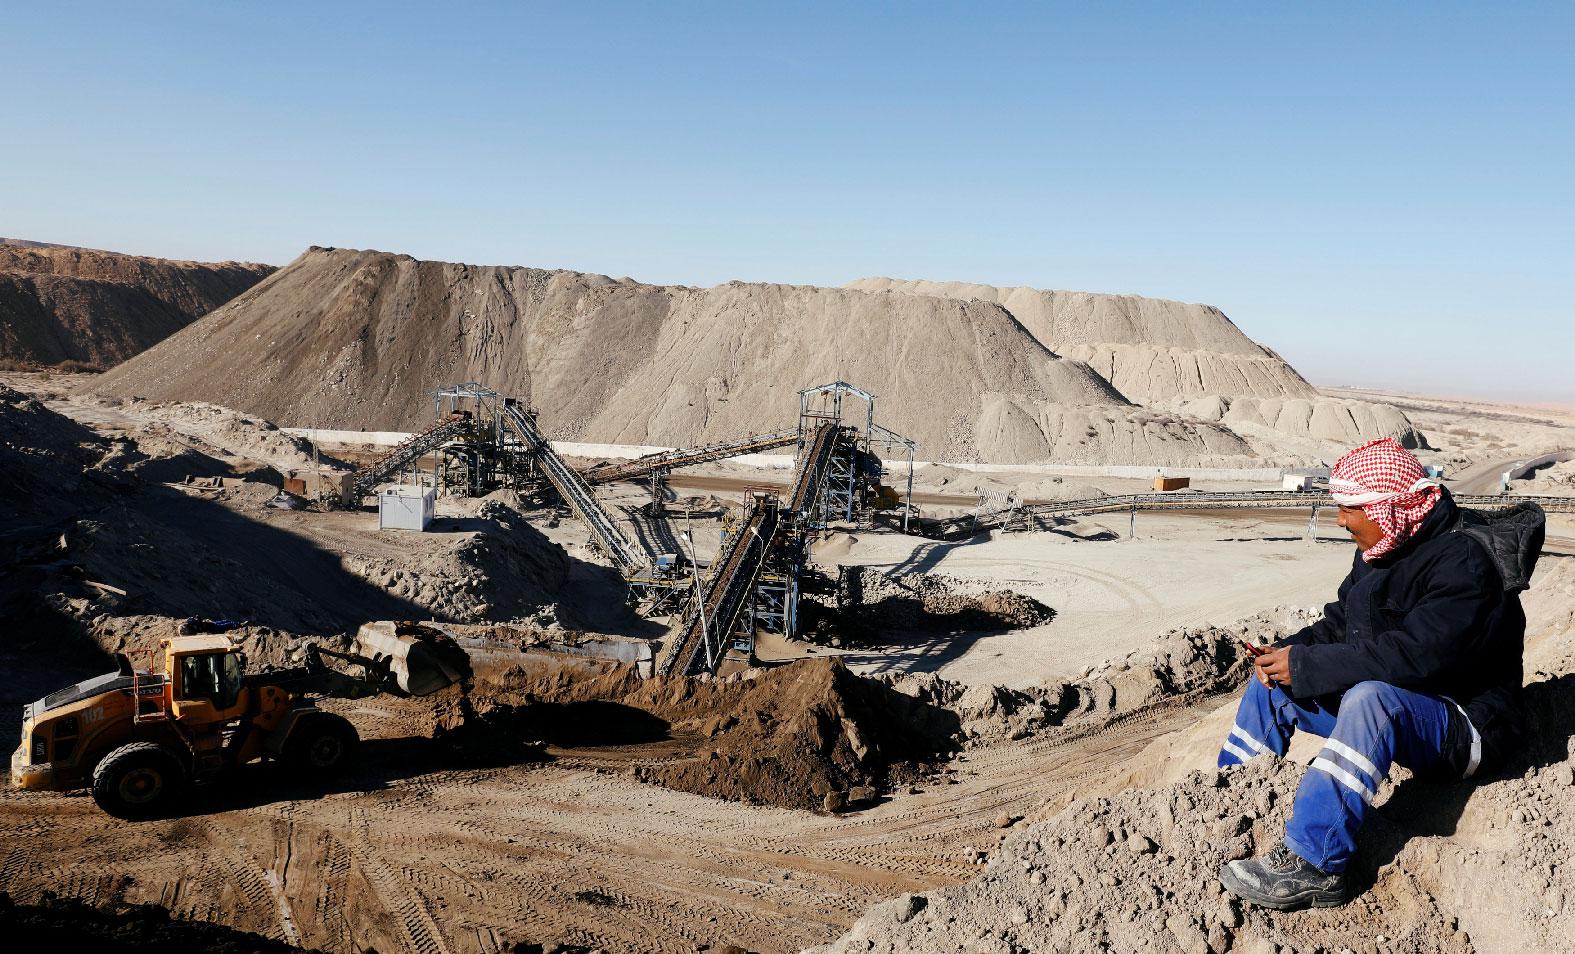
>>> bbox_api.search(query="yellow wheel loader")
[10,621,469,818]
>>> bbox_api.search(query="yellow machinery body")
[11,624,464,816]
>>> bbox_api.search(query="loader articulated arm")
[249,623,472,701]
[307,644,408,699]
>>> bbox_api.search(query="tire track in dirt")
[345,807,452,954]
[0,689,1224,953]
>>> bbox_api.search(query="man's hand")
[1254,646,1293,689]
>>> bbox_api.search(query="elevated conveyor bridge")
[919,490,1574,540]
[580,430,799,486]
[500,400,647,574]
[348,414,475,502]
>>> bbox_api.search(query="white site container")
[1282,474,1312,491]
[378,485,435,531]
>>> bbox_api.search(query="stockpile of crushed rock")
[91,246,1275,466]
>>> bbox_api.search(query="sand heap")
[0,243,273,369]
[448,658,960,812]
[846,277,1315,402]
[848,277,1424,455]
[92,247,1274,466]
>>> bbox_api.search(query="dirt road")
[0,695,1201,953]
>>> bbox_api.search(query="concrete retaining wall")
[1508,450,1575,481]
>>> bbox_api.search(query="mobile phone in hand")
[1242,640,1268,658]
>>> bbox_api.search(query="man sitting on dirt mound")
[1214,437,1544,911]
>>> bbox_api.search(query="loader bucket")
[352,621,473,697]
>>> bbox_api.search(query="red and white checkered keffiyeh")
[1329,437,1442,562]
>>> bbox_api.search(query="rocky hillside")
[0,243,274,368]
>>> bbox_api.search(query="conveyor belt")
[501,403,646,572]
[654,497,780,677]
[921,491,1573,540]
[788,423,843,515]
[653,422,850,677]
[580,430,799,486]
[349,415,473,500]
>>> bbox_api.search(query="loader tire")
[283,713,358,774]
[92,742,186,819]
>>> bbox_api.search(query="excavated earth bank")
[819,615,1575,954]
[0,244,273,368]
[816,694,1575,954]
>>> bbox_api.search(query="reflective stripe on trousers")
[1217,676,1472,873]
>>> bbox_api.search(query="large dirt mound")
[848,277,1424,456]
[845,277,1315,398]
[1177,393,1426,451]
[0,244,273,368]
[92,246,1263,466]
[454,658,960,811]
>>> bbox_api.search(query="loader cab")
[163,635,249,725]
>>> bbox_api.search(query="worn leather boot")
[1219,844,1347,910]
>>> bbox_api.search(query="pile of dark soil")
[458,658,962,811]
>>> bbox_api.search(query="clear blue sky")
[5,2,1571,401]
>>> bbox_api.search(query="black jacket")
[1279,491,1545,765]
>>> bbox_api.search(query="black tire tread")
[282,712,359,773]
[91,741,186,819]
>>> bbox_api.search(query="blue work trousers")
[1217,677,1478,873]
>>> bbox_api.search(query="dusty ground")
[2,371,1571,953]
